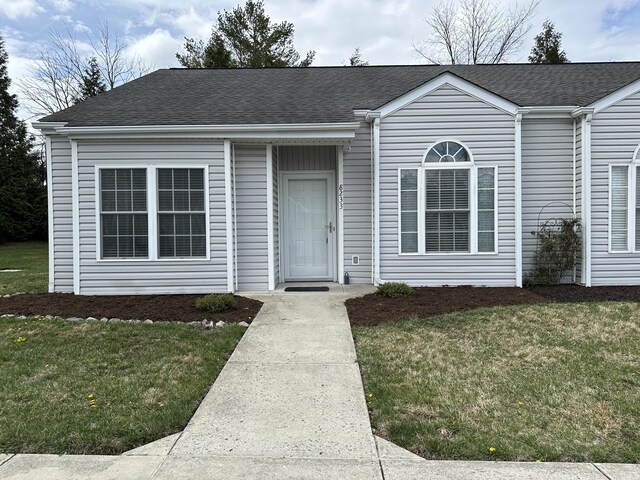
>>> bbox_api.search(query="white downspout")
[514,113,523,287]
[372,117,384,285]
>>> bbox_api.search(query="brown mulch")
[0,293,262,324]
[346,284,640,326]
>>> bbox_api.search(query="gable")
[378,73,518,118]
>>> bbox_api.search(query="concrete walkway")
[1,289,638,479]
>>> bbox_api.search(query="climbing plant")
[526,218,581,285]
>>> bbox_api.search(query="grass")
[353,302,640,463]
[0,242,48,295]
[0,316,246,454]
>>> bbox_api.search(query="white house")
[33,63,640,294]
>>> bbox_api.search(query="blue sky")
[2,0,640,120]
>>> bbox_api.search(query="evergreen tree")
[75,57,106,103]
[348,48,369,66]
[0,34,47,243]
[529,20,569,64]
[176,0,314,68]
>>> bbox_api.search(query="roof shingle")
[39,62,640,126]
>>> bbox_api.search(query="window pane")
[477,167,496,253]
[176,236,191,256]
[101,191,116,212]
[190,191,205,211]
[158,191,173,211]
[134,214,148,236]
[174,191,190,211]
[191,214,206,235]
[174,169,189,189]
[159,214,174,235]
[190,169,204,189]
[611,166,628,250]
[116,169,131,190]
[116,190,132,212]
[132,170,146,190]
[159,236,174,257]
[134,237,148,257]
[118,214,133,236]
[192,235,206,257]
[400,169,418,254]
[102,215,117,235]
[118,236,133,257]
[102,236,117,258]
[101,169,115,190]
[158,169,173,189]
[401,233,418,253]
[133,191,146,211]
[175,214,191,235]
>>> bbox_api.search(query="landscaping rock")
[109,318,121,323]
[16,315,27,320]
[238,321,250,327]
[215,320,226,328]
[143,319,153,324]
[86,316,97,321]
[66,317,83,322]
[45,315,54,320]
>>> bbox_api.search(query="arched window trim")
[422,139,475,166]
[633,144,640,162]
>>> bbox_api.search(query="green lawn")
[0,316,246,454]
[0,241,48,295]
[353,302,640,463]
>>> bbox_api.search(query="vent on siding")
[352,255,360,266]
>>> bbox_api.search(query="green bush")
[377,282,413,298]
[195,293,237,313]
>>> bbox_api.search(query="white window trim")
[94,164,211,262]
[397,161,499,257]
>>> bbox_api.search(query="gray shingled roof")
[39,63,640,126]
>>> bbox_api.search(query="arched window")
[610,144,640,252]
[399,140,497,255]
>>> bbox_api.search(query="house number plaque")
[338,184,344,209]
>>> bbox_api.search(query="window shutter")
[400,169,418,253]
[611,166,628,251]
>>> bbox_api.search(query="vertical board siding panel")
[591,90,640,285]
[343,122,373,283]
[235,145,269,291]
[272,146,280,283]
[379,84,516,286]
[50,135,74,292]
[521,119,575,280]
[76,140,227,294]
[279,146,336,171]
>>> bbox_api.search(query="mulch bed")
[346,284,640,326]
[0,293,262,324]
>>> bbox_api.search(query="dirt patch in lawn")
[0,293,262,323]
[347,284,640,326]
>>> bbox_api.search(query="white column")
[582,114,593,287]
[514,113,523,287]
[266,145,275,291]
[45,136,55,292]
[337,146,344,284]
[224,140,234,292]
[71,139,80,294]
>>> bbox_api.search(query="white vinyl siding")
[591,90,640,284]
[279,146,336,171]
[610,165,629,251]
[521,119,576,280]
[272,147,280,283]
[235,145,269,292]
[379,84,515,286]
[50,135,74,292]
[343,122,373,284]
[76,140,227,295]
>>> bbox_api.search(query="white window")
[97,166,208,260]
[399,140,497,255]
[100,169,148,258]
[609,146,640,252]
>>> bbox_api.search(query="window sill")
[398,251,499,256]
[95,257,211,263]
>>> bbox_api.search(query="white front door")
[282,173,335,281]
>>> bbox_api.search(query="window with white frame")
[609,146,640,252]
[399,140,497,255]
[98,167,208,260]
[157,168,207,258]
[100,169,148,258]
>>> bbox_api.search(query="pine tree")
[75,57,106,103]
[529,20,569,64]
[0,34,47,243]
[177,0,315,68]
[348,48,369,66]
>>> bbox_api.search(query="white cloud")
[125,28,181,68]
[0,0,45,20]
[50,0,73,12]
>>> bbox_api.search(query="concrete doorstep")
[1,292,638,479]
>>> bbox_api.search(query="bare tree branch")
[19,21,152,117]
[414,0,540,65]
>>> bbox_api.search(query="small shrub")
[195,293,237,313]
[377,282,413,298]
[528,218,581,285]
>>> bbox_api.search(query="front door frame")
[280,170,337,282]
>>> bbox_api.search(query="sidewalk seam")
[592,463,614,480]
[0,454,15,468]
